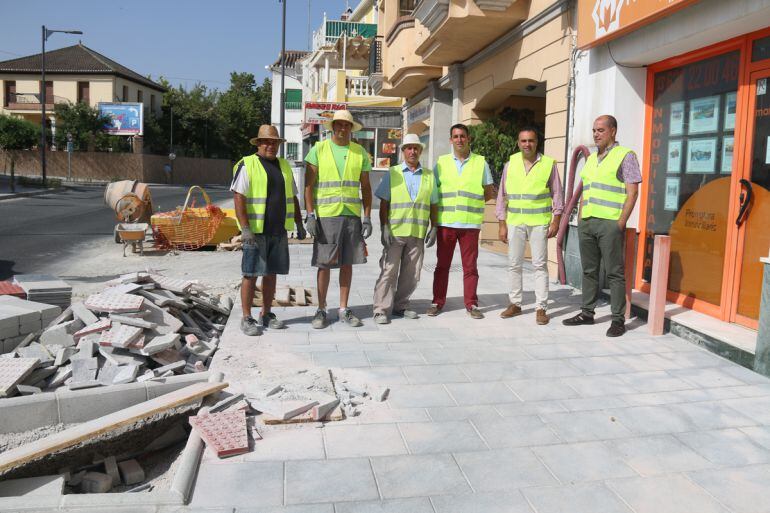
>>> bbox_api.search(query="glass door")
[733,69,770,326]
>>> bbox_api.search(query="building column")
[427,80,452,167]
[449,63,464,125]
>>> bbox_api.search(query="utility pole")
[279,0,287,157]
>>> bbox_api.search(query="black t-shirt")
[236,155,287,235]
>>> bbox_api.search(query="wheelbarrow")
[116,223,149,257]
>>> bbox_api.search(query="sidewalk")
[180,222,770,513]
[0,175,63,201]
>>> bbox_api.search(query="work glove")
[424,226,437,248]
[296,222,307,240]
[362,216,373,239]
[241,225,256,244]
[305,213,319,238]
[381,224,394,249]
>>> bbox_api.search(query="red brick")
[189,409,249,458]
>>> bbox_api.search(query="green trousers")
[578,216,626,323]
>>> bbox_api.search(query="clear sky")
[0,0,351,91]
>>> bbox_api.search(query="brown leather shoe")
[536,309,549,325]
[426,304,442,316]
[500,304,522,319]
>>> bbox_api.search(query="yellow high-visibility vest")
[388,165,433,238]
[314,139,364,217]
[436,153,486,226]
[505,153,555,226]
[233,155,295,233]
[581,145,632,220]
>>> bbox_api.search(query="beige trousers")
[508,224,549,310]
[373,236,425,315]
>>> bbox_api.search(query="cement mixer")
[104,180,153,243]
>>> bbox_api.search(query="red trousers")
[432,226,480,310]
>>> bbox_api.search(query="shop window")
[642,51,740,305]
[752,35,770,62]
[285,89,302,110]
[286,142,299,161]
[375,128,402,169]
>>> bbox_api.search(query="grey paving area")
[178,225,770,513]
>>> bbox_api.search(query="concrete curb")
[0,187,65,202]
[0,372,211,433]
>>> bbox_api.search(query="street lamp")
[279,0,286,157]
[41,25,82,186]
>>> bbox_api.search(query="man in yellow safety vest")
[563,115,641,337]
[304,110,373,329]
[428,124,496,319]
[497,126,564,325]
[231,125,306,336]
[372,133,438,324]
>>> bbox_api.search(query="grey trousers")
[578,216,626,323]
[373,236,425,315]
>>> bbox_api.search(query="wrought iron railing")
[312,17,377,50]
[368,36,383,76]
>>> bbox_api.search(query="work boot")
[374,313,390,325]
[261,312,286,330]
[311,309,328,329]
[240,316,262,336]
[466,306,484,319]
[393,309,419,319]
[426,304,442,316]
[562,313,595,326]
[536,309,549,325]
[500,304,522,319]
[606,321,626,337]
[341,308,363,327]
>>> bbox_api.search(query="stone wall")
[0,150,233,185]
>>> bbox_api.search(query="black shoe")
[562,313,595,326]
[606,321,626,337]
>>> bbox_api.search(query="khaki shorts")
[311,216,366,269]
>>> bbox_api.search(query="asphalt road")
[0,184,233,281]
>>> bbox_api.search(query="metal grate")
[422,263,464,272]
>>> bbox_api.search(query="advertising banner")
[98,102,143,135]
[304,102,346,124]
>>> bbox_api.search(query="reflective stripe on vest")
[388,165,434,238]
[505,153,554,226]
[314,139,364,217]
[580,146,631,221]
[436,153,486,226]
[240,155,295,233]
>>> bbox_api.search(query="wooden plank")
[294,287,307,306]
[0,381,227,474]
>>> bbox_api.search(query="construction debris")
[251,284,317,307]
[0,272,232,397]
[189,409,249,458]
[12,275,72,310]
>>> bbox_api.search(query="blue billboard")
[98,102,143,135]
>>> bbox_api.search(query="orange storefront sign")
[577,0,703,49]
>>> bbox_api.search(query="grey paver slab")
[561,375,638,397]
[533,441,638,483]
[356,407,431,424]
[402,365,469,384]
[559,396,629,412]
[471,415,560,449]
[615,371,695,393]
[660,350,731,369]
[495,400,567,417]
[453,447,557,492]
[311,351,370,368]
[236,506,334,513]
[675,428,770,466]
[370,454,471,499]
[427,405,502,422]
[724,395,770,424]
[285,457,378,504]
[613,353,683,372]
[366,350,425,366]
[607,474,730,513]
[511,359,582,379]
[407,328,457,342]
[386,384,456,408]
[523,342,584,359]
[740,426,770,450]
[688,464,770,513]
[399,421,487,454]
[459,362,519,382]
[668,401,757,430]
[445,382,519,406]
[541,410,634,442]
[607,435,714,476]
[244,427,325,461]
[608,405,697,436]
[565,356,637,375]
[506,378,580,401]
[334,497,434,513]
[522,482,633,513]
[430,490,535,513]
[668,367,748,388]
[420,348,482,365]
[190,461,283,508]
[323,424,407,458]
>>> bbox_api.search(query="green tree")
[469,107,543,184]
[0,114,39,190]
[52,102,117,151]
[217,73,272,160]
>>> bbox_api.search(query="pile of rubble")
[0,272,232,396]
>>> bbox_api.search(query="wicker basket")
[151,185,225,250]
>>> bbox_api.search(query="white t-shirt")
[229,160,299,197]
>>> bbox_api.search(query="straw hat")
[322,110,363,132]
[400,133,425,151]
[249,125,286,146]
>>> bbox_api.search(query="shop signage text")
[304,102,347,124]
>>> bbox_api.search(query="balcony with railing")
[346,76,376,98]
[379,14,442,98]
[4,92,70,110]
[413,0,528,65]
[312,16,378,51]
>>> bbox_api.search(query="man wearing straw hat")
[372,133,438,324]
[304,110,373,329]
[231,124,306,336]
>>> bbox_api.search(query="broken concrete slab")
[149,275,193,294]
[118,459,145,485]
[16,384,42,395]
[0,474,64,497]
[17,343,53,366]
[98,346,145,367]
[249,399,320,421]
[71,357,98,383]
[99,324,143,349]
[48,366,72,388]
[141,300,183,336]
[150,348,183,367]
[109,314,157,329]
[154,360,186,375]
[112,364,140,385]
[135,333,179,356]
[24,366,57,386]
[104,456,120,487]
[144,424,188,452]
[0,358,41,397]
[209,393,245,413]
[310,393,341,421]
[68,380,101,391]
[80,472,112,493]
[73,319,111,341]
[98,364,123,386]
[40,323,76,348]
[71,302,98,326]
[84,293,144,314]
[54,347,76,367]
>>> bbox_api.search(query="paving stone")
[335,497,435,513]
[16,384,42,394]
[606,474,730,513]
[312,351,370,368]
[522,482,633,513]
[675,428,770,466]
[668,400,757,430]
[386,384,456,408]
[85,293,144,313]
[104,456,120,486]
[71,302,99,325]
[532,441,639,483]
[426,405,503,422]
[117,459,145,485]
[70,357,98,383]
[80,471,112,493]
[17,342,53,365]
[540,410,635,442]
[430,491,534,513]
[505,378,580,402]
[607,435,714,476]
[244,426,325,462]
[399,421,487,454]
[366,350,425,366]
[141,300,184,336]
[0,357,39,396]
[110,314,157,329]
[471,415,561,449]
[54,346,77,367]
[24,365,57,386]
[73,319,111,341]
[99,324,143,348]
[444,382,519,405]
[189,409,249,458]
[370,454,471,499]
[561,375,638,397]
[323,424,407,459]
[454,447,557,492]
[687,464,770,513]
[285,457,379,504]
[0,474,64,497]
[136,333,180,355]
